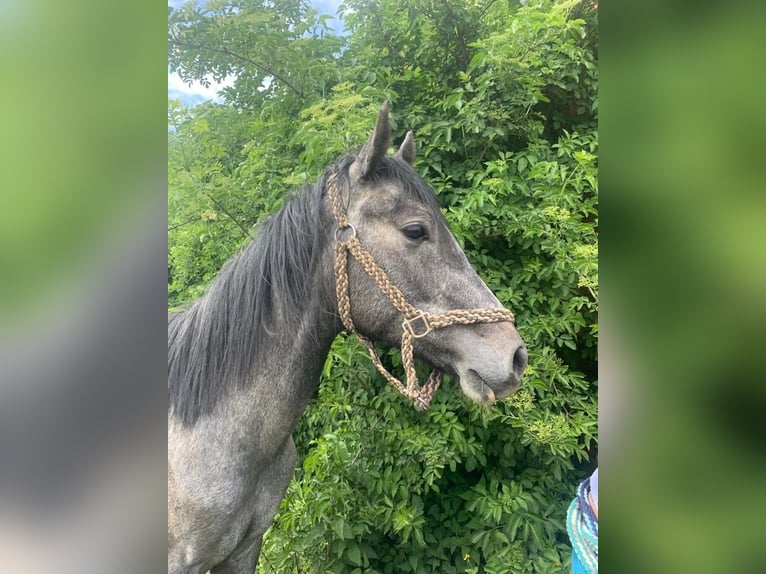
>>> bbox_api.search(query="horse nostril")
[513,345,528,378]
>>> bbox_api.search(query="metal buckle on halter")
[403,311,432,338]
[334,223,357,242]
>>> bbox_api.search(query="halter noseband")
[327,171,516,410]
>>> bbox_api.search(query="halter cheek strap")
[327,172,515,410]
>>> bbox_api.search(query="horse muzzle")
[456,341,528,404]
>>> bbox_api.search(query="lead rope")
[327,172,515,411]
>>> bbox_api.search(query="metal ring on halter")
[403,311,432,338]
[334,223,357,242]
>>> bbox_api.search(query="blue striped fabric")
[572,550,588,574]
[567,476,598,572]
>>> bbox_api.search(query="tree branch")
[437,0,470,68]
[168,215,202,231]
[202,191,254,240]
[479,0,500,20]
[169,38,305,99]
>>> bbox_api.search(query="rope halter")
[327,171,516,411]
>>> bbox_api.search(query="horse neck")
[211,196,341,429]
[255,250,341,393]
[218,245,341,444]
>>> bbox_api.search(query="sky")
[168,0,346,107]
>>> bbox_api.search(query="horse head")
[332,103,527,404]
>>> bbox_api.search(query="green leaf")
[347,543,362,566]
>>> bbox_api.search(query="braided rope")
[327,172,515,410]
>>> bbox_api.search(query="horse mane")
[168,154,443,426]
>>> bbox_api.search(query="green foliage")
[169,0,343,109]
[168,0,597,571]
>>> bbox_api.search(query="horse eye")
[401,223,428,241]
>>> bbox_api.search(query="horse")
[168,103,528,574]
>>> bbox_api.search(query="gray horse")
[168,104,527,573]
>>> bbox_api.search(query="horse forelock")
[373,156,444,219]
[334,154,443,222]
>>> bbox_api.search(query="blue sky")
[168,0,346,107]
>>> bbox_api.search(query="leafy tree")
[168,0,597,572]
[169,0,344,109]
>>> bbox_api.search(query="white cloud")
[311,0,348,34]
[167,71,235,107]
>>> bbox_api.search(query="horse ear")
[395,131,416,165]
[351,101,393,180]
